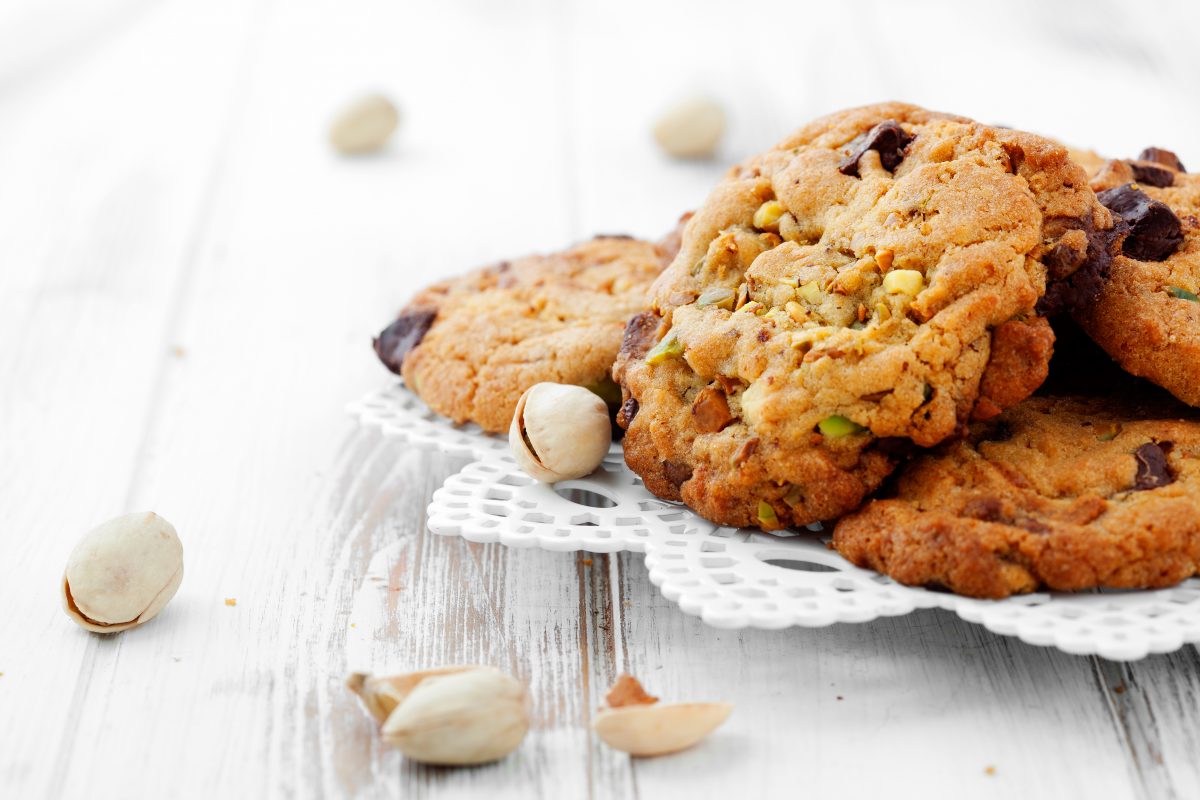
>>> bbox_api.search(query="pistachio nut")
[509,382,611,483]
[346,665,476,724]
[349,665,529,765]
[653,97,726,159]
[329,93,399,155]
[62,512,184,633]
[592,674,731,757]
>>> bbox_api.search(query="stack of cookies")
[374,102,1200,599]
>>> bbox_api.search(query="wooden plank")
[33,0,616,795]
[0,1,266,795]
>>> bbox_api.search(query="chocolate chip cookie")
[375,227,682,433]
[833,394,1200,598]
[614,103,1114,530]
[1074,149,1200,406]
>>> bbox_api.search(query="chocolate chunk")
[373,307,437,375]
[1133,442,1173,490]
[838,121,914,178]
[1098,184,1183,262]
[1138,147,1185,173]
[691,386,734,433]
[1130,161,1175,188]
[618,311,663,360]
[1036,217,1118,316]
[616,397,639,429]
[662,460,693,488]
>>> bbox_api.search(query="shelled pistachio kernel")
[882,269,924,295]
[756,501,778,526]
[697,287,736,310]
[62,512,184,633]
[818,415,868,437]
[798,281,823,305]
[645,331,683,365]
[753,200,786,232]
[1167,285,1200,302]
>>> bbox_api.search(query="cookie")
[374,227,682,433]
[614,103,1114,530]
[1073,149,1200,406]
[832,394,1200,598]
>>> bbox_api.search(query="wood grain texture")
[4,0,1200,797]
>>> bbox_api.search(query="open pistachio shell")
[509,382,611,483]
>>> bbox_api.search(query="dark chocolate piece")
[1098,184,1183,262]
[1133,442,1173,490]
[1035,216,1118,316]
[373,307,437,375]
[838,121,914,178]
[1138,147,1185,173]
[1130,161,1175,188]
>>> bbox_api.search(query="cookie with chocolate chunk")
[613,102,1113,531]
[1074,149,1200,406]
[374,228,681,433]
[833,394,1200,599]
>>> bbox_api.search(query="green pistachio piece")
[585,376,623,407]
[1167,286,1200,302]
[697,287,736,310]
[756,500,778,525]
[645,331,683,365]
[1097,423,1122,442]
[818,415,868,437]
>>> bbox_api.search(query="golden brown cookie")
[614,103,1114,531]
[833,394,1200,599]
[374,228,681,433]
[1074,149,1200,406]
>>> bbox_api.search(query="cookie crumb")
[1114,684,1126,694]
[836,695,843,701]
[224,597,237,607]
[582,558,593,567]
[984,766,996,776]
[170,345,186,358]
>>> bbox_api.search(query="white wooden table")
[4,1,1200,797]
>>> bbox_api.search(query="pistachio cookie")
[375,228,681,433]
[614,103,1114,530]
[833,394,1200,598]
[1074,149,1200,406]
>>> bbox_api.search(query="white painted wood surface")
[3,1,1200,797]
